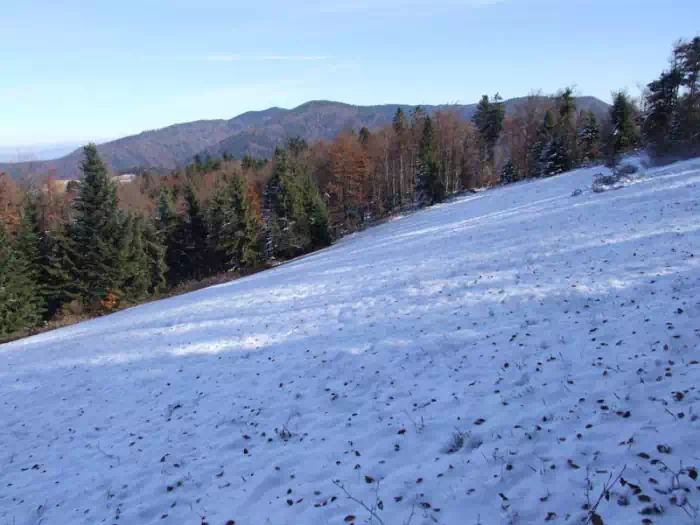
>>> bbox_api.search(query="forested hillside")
[0,97,608,180]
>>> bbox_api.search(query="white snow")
[2,158,700,525]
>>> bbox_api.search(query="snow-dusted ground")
[2,159,700,525]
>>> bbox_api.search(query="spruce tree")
[533,110,556,177]
[500,160,516,185]
[70,144,123,308]
[556,88,578,170]
[155,186,176,239]
[263,148,292,260]
[239,196,264,269]
[578,110,601,163]
[644,68,682,156]
[675,37,700,151]
[303,176,331,249]
[141,218,168,294]
[0,222,43,337]
[40,229,79,318]
[606,91,640,169]
[183,185,208,280]
[15,203,46,319]
[473,94,505,165]
[165,185,207,284]
[117,214,151,302]
[216,173,248,270]
[416,115,440,206]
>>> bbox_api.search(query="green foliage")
[555,88,578,171]
[606,91,640,168]
[212,173,249,270]
[578,110,601,163]
[302,174,332,249]
[530,110,556,178]
[643,36,700,158]
[500,160,517,185]
[0,221,44,336]
[39,229,79,318]
[473,93,505,164]
[241,155,267,170]
[263,146,331,260]
[70,144,124,308]
[240,199,264,269]
[141,218,168,294]
[416,115,441,206]
[117,214,152,302]
[166,185,209,283]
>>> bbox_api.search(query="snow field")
[1,158,700,525]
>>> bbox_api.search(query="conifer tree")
[473,94,505,165]
[303,176,332,249]
[500,160,516,184]
[605,91,640,169]
[155,186,176,238]
[165,185,208,283]
[70,144,123,308]
[675,37,700,151]
[117,214,151,302]
[183,185,208,280]
[239,196,264,269]
[14,203,46,319]
[141,218,168,294]
[532,110,556,177]
[217,173,249,270]
[0,222,43,336]
[392,108,409,207]
[416,115,440,206]
[577,110,602,163]
[643,68,682,156]
[39,228,79,318]
[555,88,578,170]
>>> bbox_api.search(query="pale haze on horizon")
[2,0,699,149]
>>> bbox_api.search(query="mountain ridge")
[0,96,609,179]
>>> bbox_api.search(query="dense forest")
[1,36,699,341]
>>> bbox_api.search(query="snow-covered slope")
[2,159,700,525]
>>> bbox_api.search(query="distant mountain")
[0,142,86,163]
[0,97,609,180]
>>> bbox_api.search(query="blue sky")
[2,0,699,148]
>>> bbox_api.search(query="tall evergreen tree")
[0,222,44,337]
[155,185,176,238]
[239,194,264,269]
[117,214,151,302]
[500,159,516,185]
[183,185,208,280]
[577,110,601,163]
[166,185,208,283]
[532,110,556,177]
[643,68,682,156]
[39,228,79,318]
[392,108,409,208]
[141,218,168,294]
[70,144,123,308]
[473,94,505,165]
[555,88,578,170]
[217,173,249,270]
[673,37,700,153]
[605,91,640,169]
[416,115,441,206]
[15,203,46,319]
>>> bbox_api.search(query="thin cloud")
[314,0,506,13]
[194,55,331,62]
[260,55,330,61]
[202,54,243,62]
